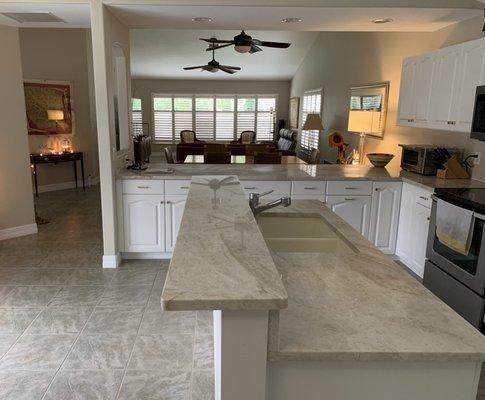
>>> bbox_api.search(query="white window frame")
[300,88,323,151]
[151,93,278,144]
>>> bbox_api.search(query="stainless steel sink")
[257,213,357,253]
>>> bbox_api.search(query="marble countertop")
[118,163,485,191]
[161,176,288,311]
[266,200,485,362]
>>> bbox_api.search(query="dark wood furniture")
[30,152,85,197]
[254,152,282,164]
[204,152,231,164]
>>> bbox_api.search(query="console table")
[30,152,85,196]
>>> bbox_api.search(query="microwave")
[399,145,461,175]
[471,86,485,141]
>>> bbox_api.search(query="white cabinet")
[123,194,165,252]
[396,183,432,278]
[325,195,372,238]
[397,58,417,124]
[369,182,402,254]
[452,39,485,132]
[165,195,187,253]
[292,181,326,201]
[397,37,485,132]
[428,46,462,130]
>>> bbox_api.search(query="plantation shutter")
[195,96,215,141]
[301,90,322,150]
[256,97,276,141]
[215,97,235,141]
[153,96,173,142]
[236,97,256,135]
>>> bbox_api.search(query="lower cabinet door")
[369,182,402,254]
[123,194,165,252]
[165,195,188,253]
[409,202,431,278]
[325,195,372,237]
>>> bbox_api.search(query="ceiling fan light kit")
[185,30,291,74]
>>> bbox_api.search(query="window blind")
[301,89,322,150]
[131,98,143,135]
[152,94,277,143]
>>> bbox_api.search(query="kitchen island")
[161,175,485,400]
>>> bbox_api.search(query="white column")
[214,310,269,400]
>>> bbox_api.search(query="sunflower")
[328,131,344,148]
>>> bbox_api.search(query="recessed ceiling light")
[281,18,302,23]
[192,17,212,22]
[372,18,394,24]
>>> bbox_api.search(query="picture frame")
[289,97,300,129]
[24,79,75,135]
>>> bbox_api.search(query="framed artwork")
[289,97,300,129]
[24,80,74,135]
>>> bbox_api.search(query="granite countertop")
[118,163,485,191]
[161,176,288,311]
[266,200,485,362]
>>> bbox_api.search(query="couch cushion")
[279,128,295,141]
[278,138,294,151]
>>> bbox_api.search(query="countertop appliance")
[471,85,485,141]
[423,188,485,332]
[398,144,460,175]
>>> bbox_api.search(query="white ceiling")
[0,3,90,28]
[110,5,481,31]
[130,29,318,80]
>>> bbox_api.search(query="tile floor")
[0,187,214,400]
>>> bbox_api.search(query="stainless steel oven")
[424,194,485,330]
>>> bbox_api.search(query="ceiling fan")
[200,30,291,54]
[183,47,241,74]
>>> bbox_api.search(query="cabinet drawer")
[122,180,164,195]
[165,180,191,195]
[292,181,326,195]
[240,180,291,195]
[326,181,372,196]
[415,187,433,209]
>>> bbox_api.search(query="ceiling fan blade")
[221,65,241,70]
[184,65,207,70]
[200,38,233,44]
[259,41,291,48]
[219,66,236,74]
[249,45,262,54]
[206,43,233,51]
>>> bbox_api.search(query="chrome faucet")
[249,190,291,216]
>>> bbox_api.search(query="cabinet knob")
[160,201,165,204]
[166,201,172,204]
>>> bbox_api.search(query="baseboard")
[121,252,172,260]
[0,223,38,241]
[34,177,100,194]
[103,253,121,268]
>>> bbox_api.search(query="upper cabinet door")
[429,46,462,129]
[397,58,417,124]
[451,39,485,132]
[414,54,436,124]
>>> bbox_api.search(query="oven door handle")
[432,196,485,221]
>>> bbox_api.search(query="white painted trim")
[121,251,171,260]
[102,253,121,268]
[34,177,100,194]
[0,223,38,241]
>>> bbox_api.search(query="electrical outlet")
[475,152,481,166]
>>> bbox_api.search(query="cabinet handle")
[180,186,189,189]
[137,185,150,189]
[244,186,257,190]
[419,196,429,201]
[344,197,356,201]
[345,187,358,190]
[304,187,317,190]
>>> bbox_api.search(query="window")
[301,89,322,150]
[131,98,143,135]
[152,94,277,143]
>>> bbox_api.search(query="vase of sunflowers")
[328,131,353,164]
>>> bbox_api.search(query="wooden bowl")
[366,153,394,167]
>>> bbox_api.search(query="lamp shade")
[347,110,381,134]
[47,109,64,121]
[302,113,323,130]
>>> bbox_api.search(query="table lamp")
[47,109,64,133]
[302,113,324,149]
[347,110,380,164]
